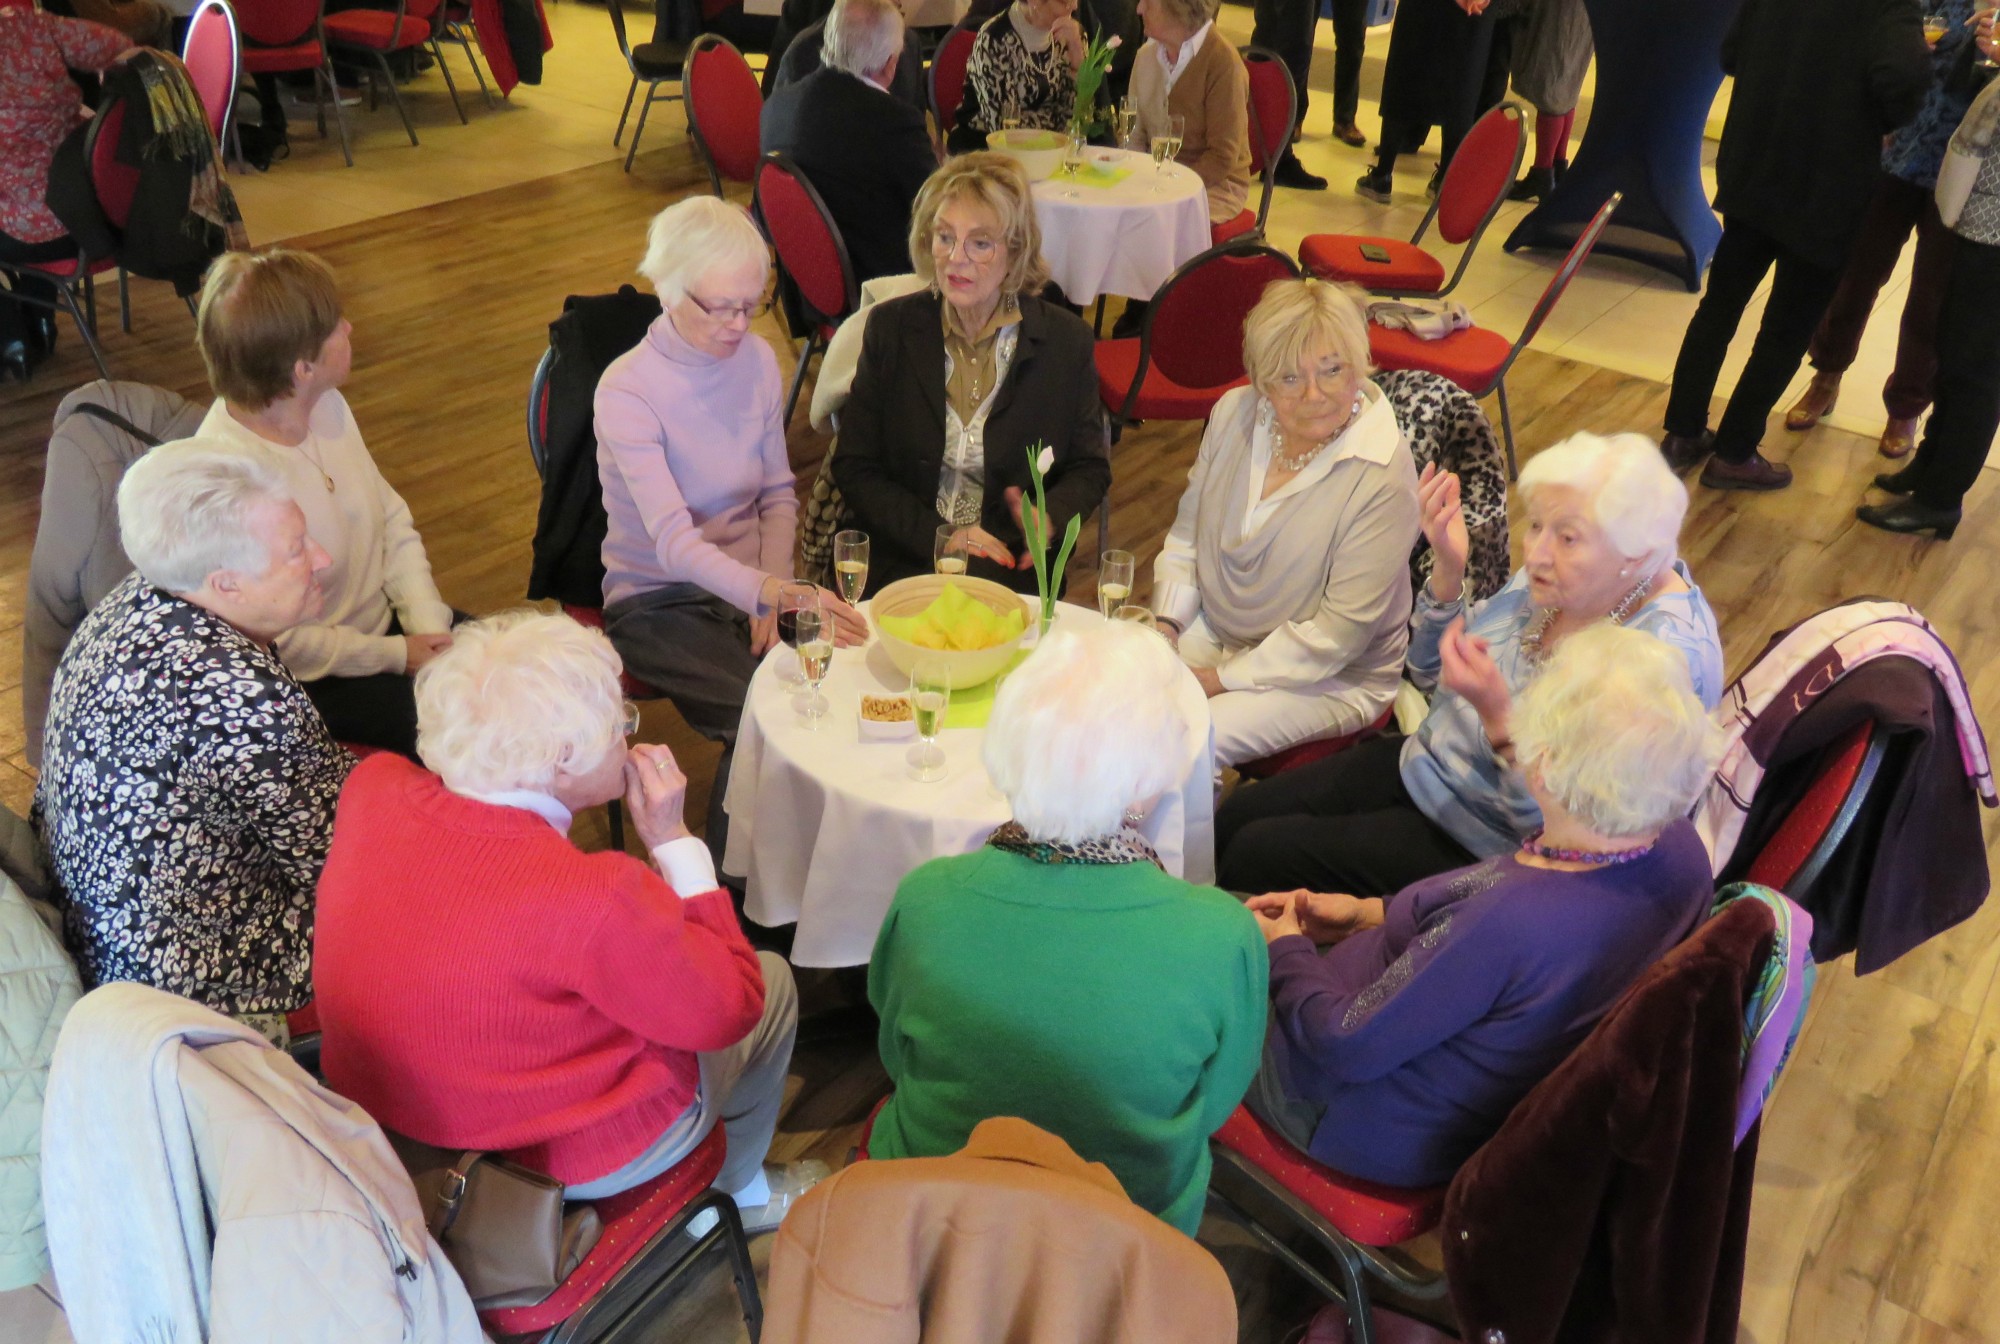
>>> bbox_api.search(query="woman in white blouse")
[1154,278,1421,768]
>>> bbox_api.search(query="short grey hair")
[1154,0,1218,33]
[823,0,903,77]
[1511,623,1723,840]
[1518,431,1689,574]
[116,438,295,594]
[415,609,628,796]
[982,624,1190,844]
[638,196,771,306]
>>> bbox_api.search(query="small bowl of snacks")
[858,692,916,741]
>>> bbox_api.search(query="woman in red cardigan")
[312,609,818,1223]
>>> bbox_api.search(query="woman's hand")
[1052,14,1087,70]
[816,589,871,646]
[750,609,780,656]
[1438,616,1511,736]
[1978,6,1999,59]
[1417,463,1470,604]
[1246,893,1307,943]
[624,743,692,850]
[1246,891,1382,945]
[954,525,1018,569]
[403,632,454,674]
[1192,665,1225,698]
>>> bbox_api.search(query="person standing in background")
[1251,0,1369,190]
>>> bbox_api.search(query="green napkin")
[877,582,1026,652]
[942,649,1032,729]
[1064,161,1133,189]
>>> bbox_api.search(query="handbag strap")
[428,1151,492,1239]
[68,400,166,449]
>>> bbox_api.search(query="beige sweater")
[199,396,452,681]
[1130,28,1251,224]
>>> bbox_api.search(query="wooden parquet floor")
[2,146,1998,1343]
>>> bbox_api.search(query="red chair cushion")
[1095,336,1245,422]
[13,253,117,279]
[1744,721,1874,891]
[758,160,851,325]
[1236,707,1394,781]
[562,603,664,700]
[1367,321,1512,396]
[285,1001,321,1037]
[481,1124,729,1335]
[1299,235,1447,295]
[1212,1106,1446,1247]
[322,9,430,50]
[1210,210,1258,245]
[930,25,975,129]
[242,40,325,73]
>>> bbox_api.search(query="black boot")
[0,340,28,385]
[1508,166,1556,201]
[1856,499,1960,539]
[1273,150,1328,191]
[1874,462,1924,494]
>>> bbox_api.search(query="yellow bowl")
[871,574,1032,691]
[987,128,1067,182]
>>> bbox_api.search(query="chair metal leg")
[624,83,658,171]
[615,73,638,146]
[117,267,130,333]
[430,37,467,123]
[83,272,97,335]
[58,283,111,380]
[184,293,198,320]
[321,64,354,165]
[455,26,496,108]
[371,50,418,145]
[1495,378,1518,480]
[783,332,820,427]
[715,1199,765,1343]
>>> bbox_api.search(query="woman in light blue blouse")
[1217,431,1724,898]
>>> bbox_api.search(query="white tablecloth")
[722,604,1218,966]
[1030,149,1212,304]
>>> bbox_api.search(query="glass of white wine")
[1098,549,1135,618]
[834,530,870,605]
[935,524,970,575]
[1115,95,1139,151]
[793,609,833,727]
[907,657,951,781]
[1114,603,1159,631]
[1059,128,1088,198]
[1151,113,1185,192]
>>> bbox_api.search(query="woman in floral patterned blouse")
[947,0,1087,152]
[33,440,352,1024]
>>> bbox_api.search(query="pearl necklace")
[1271,395,1365,472]
[1521,576,1653,668]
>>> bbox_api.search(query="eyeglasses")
[688,293,774,323]
[1270,364,1350,397]
[621,700,642,737]
[931,230,1002,264]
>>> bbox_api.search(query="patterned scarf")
[128,49,250,251]
[987,821,1164,870]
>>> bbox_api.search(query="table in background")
[722,603,1217,967]
[1030,149,1212,305]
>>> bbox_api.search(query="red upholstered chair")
[1369,191,1620,478]
[1095,239,1299,433]
[1236,706,1394,781]
[1209,45,1294,246]
[756,151,858,426]
[323,0,467,145]
[608,0,689,171]
[181,0,242,154]
[1299,103,1526,299]
[685,34,763,197]
[238,0,351,165]
[926,14,977,152]
[1743,720,1886,897]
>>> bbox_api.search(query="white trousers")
[1179,620,1393,768]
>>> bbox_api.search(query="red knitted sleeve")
[575,869,768,1053]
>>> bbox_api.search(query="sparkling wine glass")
[775,580,821,684]
[1098,549,1135,618]
[1059,128,1088,198]
[907,657,951,781]
[1113,603,1159,631]
[793,609,833,727]
[834,530,870,605]
[1115,95,1139,150]
[934,524,970,575]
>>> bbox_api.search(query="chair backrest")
[606,0,636,63]
[1143,240,1300,391]
[236,0,321,47]
[85,100,139,231]
[1497,191,1621,375]
[526,346,553,481]
[1428,102,1526,247]
[1743,720,1887,896]
[1241,46,1294,231]
[182,0,241,144]
[927,16,978,141]
[756,151,857,328]
[686,34,764,194]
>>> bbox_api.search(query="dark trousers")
[1665,217,1844,464]
[1897,233,2000,512]
[1807,172,1954,421]
[1215,733,1478,898]
[1376,17,1495,175]
[304,670,420,759]
[1251,0,1369,130]
[0,231,76,347]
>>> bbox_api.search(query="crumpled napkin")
[878,582,1026,651]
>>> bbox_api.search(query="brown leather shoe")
[1333,122,1366,147]
[1877,416,1919,458]
[1784,371,1841,431]
[1659,430,1714,474]
[1699,451,1793,491]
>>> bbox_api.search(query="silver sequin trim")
[1339,860,1501,1031]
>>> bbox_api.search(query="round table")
[721,604,1218,967]
[1030,149,1213,305]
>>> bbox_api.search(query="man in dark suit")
[760,0,940,284]
[769,7,927,112]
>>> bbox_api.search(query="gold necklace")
[295,433,335,492]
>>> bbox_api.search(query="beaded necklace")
[1519,830,1657,866]
[1520,576,1653,668]
[1270,395,1365,472]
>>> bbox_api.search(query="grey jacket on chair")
[23,382,205,766]
[0,839,80,1292]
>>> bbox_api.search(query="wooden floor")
[3,145,1998,1343]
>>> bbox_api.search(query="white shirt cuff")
[651,836,720,897]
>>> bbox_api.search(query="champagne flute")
[1098,549,1135,618]
[834,530,870,605]
[1060,128,1087,197]
[775,580,821,684]
[793,609,833,727]
[1000,97,1021,134]
[1150,113,1184,191]
[1113,603,1159,631]
[934,524,970,575]
[1115,95,1139,151]
[907,657,951,781]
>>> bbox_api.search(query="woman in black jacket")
[832,153,1111,595]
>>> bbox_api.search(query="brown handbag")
[394,1134,604,1309]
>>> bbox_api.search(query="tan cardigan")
[764,1117,1238,1344]
[1130,30,1252,224]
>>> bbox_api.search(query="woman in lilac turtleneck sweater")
[1245,623,1723,1187]
[595,197,863,855]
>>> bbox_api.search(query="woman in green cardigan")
[867,622,1267,1236]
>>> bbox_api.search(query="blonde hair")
[908,153,1052,300]
[1510,623,1722,840]
[1518,432,1689,575]
[638,196,772,306]
[1241,277,1375,396]
[117,438,296,593]
[982,623,1191,844]
[196,249,344,412]
[415,609,628,796]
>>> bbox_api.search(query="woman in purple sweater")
[595,197,864,853]
[1245,623,1723,1187]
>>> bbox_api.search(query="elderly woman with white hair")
[596,196,864,853]
[313,610,821,1224]
[866,622,1267,1237]
[1245,624,1721,1186]
[1218,430,1725,897]
[33,440,350,1030]
[1153,278,1420,769]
